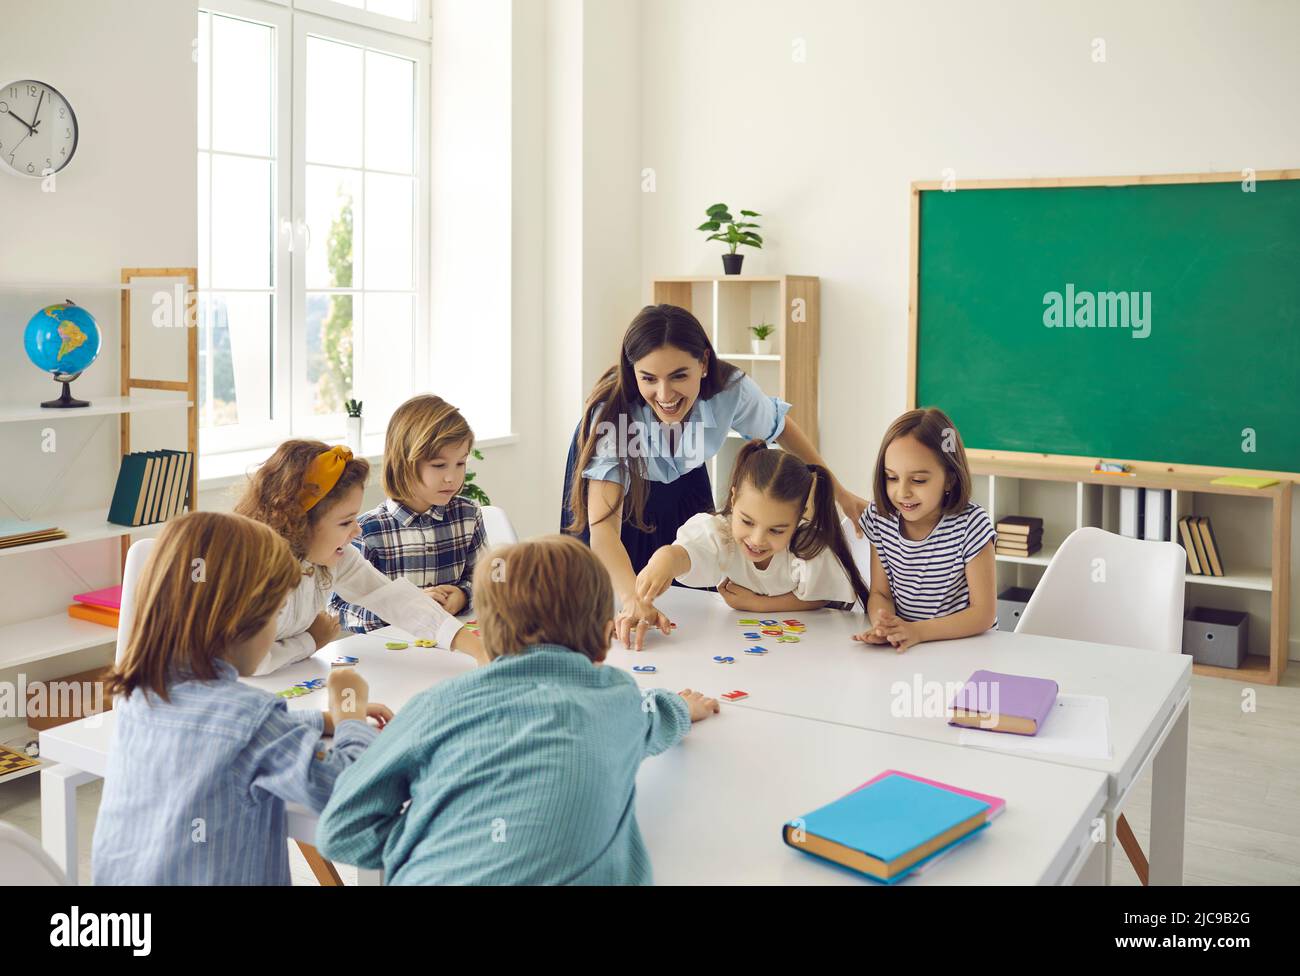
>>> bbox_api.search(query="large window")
[197,0,429,461]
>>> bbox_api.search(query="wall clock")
[0,79,78,178]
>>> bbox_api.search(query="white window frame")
[199,0,429,462]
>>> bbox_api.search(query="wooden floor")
[2,668,1297,885]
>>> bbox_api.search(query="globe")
[23,301,101,408]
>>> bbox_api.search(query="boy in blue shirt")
[317,534,719,884]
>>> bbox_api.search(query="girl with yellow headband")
[234,440,484,674]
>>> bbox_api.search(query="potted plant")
[697,203,763,274]
[750,323,776,355]
[344,399,363,454]
[458,448,492,506]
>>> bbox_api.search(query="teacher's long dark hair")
[565,304,741,536]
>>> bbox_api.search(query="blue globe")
[24,302,101,382]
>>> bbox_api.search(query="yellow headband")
[299,445,354,512]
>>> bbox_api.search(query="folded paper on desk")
[957,693,1111,760]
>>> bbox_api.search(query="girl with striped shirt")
[852,408,997,652]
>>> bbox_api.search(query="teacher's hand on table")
[616,596,672,651]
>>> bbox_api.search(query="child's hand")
[366,701,394,729]
[717,577,762,610]
[308,611,342,650]
[678,688,720,722]
[426,584,467,615]
[327,668,370,727]
[616,597,672,651]
[634,551,678,605]
[878,613,923,652]
[851,627,890,644]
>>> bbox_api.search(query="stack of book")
[783,770,1003,883]
[1178,515,1225,577]
[995,515,1042,557]
[107,449,193,527]
[66,585,122,630]
[0,518,66,550]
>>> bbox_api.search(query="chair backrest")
[0,821,68,885]
[480,505,518,547]
[1015,526,1186,653]
[116,537,157,666]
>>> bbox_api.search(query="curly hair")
[233,439,371,585]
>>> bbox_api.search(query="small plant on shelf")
[344,399,363,418]
[750,323,776,355]
[697,203,763,275]
[344,399,363,454]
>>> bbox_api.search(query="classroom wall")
[633,0,1300,658]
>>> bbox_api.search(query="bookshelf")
[971,458,1292,685]
[651,275,820,508]
[0,269,197,783]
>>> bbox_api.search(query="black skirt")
[560,423,715,576]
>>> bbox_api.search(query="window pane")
[364,50,414,173]
[210,154,273,288]
[364,173,413,290]
[197,12,210,151]
[368,0,416,21]
[199,293,272,427]
[358,292,413,426]
[306,36,363,167]
[211,14,273,156]
[198,153,210,282]
[306,293,354,416]
[306,166,360,289]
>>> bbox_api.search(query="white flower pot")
[345,415,364,454]
[751,339,773,355]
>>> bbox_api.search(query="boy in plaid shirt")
[331,395,488,632]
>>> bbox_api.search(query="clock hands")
[5,108,39,137]
[31,89,45,128]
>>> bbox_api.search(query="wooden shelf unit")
[652,275,820,508]
[972,458,1292,685]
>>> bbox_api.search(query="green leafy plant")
[458,447,492,506]
[697,203,763,254]
[750,323,776,340]
[344,398,363,418]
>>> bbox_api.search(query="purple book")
[948,669,1058,736]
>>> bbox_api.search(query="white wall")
[635,0,1300,656]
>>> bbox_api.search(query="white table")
[609,588,1191,884]
[38,599,1145,885]
[638,705,1108,884]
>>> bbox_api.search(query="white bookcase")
[0,269,196,782]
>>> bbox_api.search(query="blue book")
[783,772,991,883]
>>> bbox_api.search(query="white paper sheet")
[957,693,1111,760]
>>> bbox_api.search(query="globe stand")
[42,380,90,409]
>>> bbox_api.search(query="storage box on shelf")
[971,457,1291,685]
[0,269,197,782]
[651,275,819,509]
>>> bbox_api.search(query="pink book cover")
[851,769,1005,821]
[72,585,122,611]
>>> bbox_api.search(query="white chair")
[1014,525,1186,884]
[116,537,156,666]
[480,505,518,547]
[0,820,68,885]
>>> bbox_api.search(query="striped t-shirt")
[858,501,996,621]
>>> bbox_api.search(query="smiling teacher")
[561,304,868,650]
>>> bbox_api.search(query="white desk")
[609,588,1191,884]
[37,598,1149,885]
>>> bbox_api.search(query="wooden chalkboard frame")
[907,168,1300,482]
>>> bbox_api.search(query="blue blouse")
[582,373,791,486]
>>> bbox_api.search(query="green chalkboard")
[914,176,1300,474]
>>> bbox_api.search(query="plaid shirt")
[330,496,487,633]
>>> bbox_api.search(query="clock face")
[0,80,78,178]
